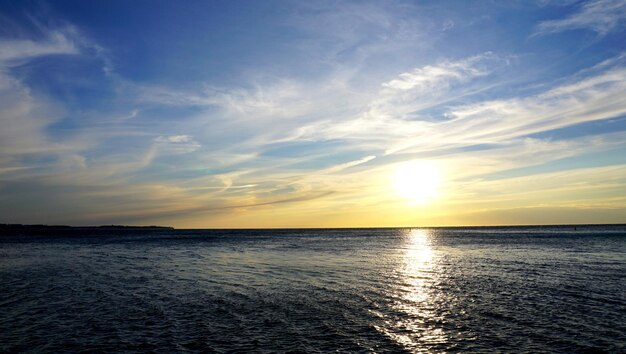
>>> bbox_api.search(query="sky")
[1,0,625,228]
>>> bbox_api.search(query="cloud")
[130,30,500,155]
[535,0,626,35]
[1,4,625,227]
[371,52,504,121]
[288,1,425,64]
[437,66,626,142]
[370,55,626,155]
[442,19,455,31]
[0,26,158,188]
[437,131,626,183]
[267,53,506,151]
[448,164,626,208]
[123,51,625,193]
[154,135,201,154]
[322,155,377,174]
[0,29,81,167]
[381,53,493,91]
[0,30,78,62]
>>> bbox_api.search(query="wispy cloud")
[322,156,377,174]
[356,54,625,155]
[154,135,201,154]
[381,53,493,91]
[0,30,77,62]
[448,163,626,209]
[0,28,80,168]
[535,0,626,36]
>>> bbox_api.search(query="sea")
[1,225,625,353]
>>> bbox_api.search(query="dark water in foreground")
[1,226,625,353]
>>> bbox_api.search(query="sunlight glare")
[392,160,441,205]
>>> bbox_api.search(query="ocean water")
[1,226,625,353]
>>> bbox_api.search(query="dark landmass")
[0,224,174,238]
[0,224,173,231]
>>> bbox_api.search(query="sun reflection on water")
[403,229,434,303]
[375,229,448,351]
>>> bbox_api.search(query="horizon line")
[2,222,626,230]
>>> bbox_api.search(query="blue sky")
[1,0,625,227]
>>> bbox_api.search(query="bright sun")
[392,160,441,205]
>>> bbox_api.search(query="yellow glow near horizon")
[392,160,441,205]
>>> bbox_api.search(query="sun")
[392,160,441,205]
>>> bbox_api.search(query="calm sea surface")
[1,226,625,353]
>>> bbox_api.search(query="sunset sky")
[1,0,625,228]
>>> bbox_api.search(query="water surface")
[1,226,625,352]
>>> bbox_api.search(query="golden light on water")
[392,161,441,205]
[377,229,448,350]
[403,229,434,303]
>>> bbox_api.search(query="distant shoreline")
[0,224,174,230]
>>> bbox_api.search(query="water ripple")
[1,226,625,352]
